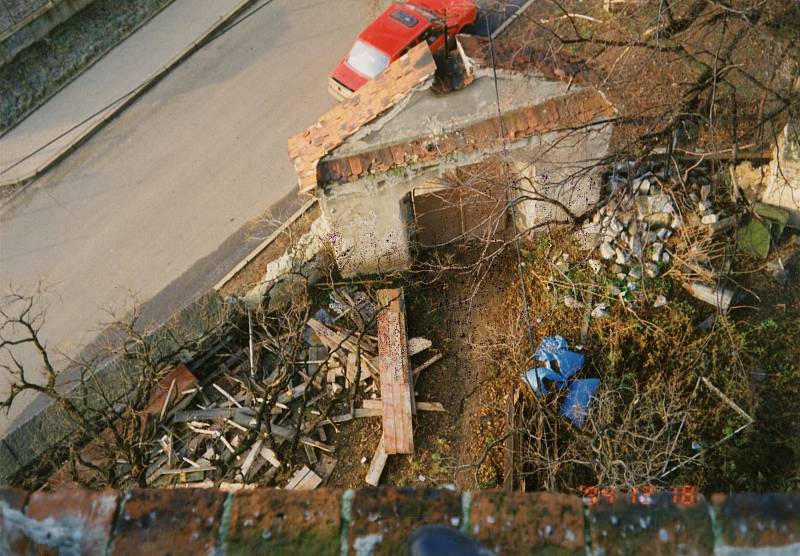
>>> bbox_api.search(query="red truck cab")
[329,0,478,100]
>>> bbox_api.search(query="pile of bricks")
[1,487,797,555]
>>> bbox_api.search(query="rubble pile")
[50,286,443,490]
[579,162,741,311]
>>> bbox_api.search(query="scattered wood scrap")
[366,436,388,486]
[285,466,323,490]
[46,282,445,492]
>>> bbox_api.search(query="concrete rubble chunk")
[591,304,610,318]
[685,282,735,311]
[636,194,674,218]
[564,296,584,309]
[600,242,615,260]
[651,242,664,262]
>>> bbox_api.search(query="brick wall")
[1,488,797,555]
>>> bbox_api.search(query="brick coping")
[1,488,797,554]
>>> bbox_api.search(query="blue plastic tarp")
[559,378,600,428]
[534,335,569,362]
[523,368,566,395]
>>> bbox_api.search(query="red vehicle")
[329,0,478,100]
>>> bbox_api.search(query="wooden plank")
[299,436,335,453]
[376,288,414,454]
[286,466,322,490]
[412,353,443,381]
[362,399,445,412]
[314,455,338,483]
[285,466,311,489]
[354,407,383,418]
[365,436,389,486]
[143,363,198,422]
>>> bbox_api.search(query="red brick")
[339,158,352,180]
[469,491,584,554]
[712,493,800,549]
[588,491,713,556]
[10,489,119,556]
[348,156,364,177]
[227,489,341,556]
[143,363,197,420]
[0,487,28,510]
[348,488,461,555]
[389,145,406,165]
[378,148,395,170]
[113,489,224,556]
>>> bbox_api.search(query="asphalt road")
[0,0,372,434]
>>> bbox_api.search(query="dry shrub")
[477,230,755,492]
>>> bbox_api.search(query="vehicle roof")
[358,3,432,58]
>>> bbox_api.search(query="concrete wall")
[513,123,613,232]
[0,0,95,67]
[321,171,419,277]
[321,124,612,276]
[763,121,800,227]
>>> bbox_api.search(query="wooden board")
[285,466,322,490]
[376,288,414,454]
[365,436,388,486]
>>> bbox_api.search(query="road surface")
[0,0,372,434]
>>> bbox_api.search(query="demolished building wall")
[288,37,616,276]
[763,121,800,227]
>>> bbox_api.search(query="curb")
[0,0,258,189]
[490,0,536,39]
[213,198,318,292]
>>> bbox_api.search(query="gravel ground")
[0,0,174,132]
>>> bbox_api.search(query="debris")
[564,296,584,309]
[653,295,668,308]
[767,256,792,285]
[523,336,599,426]
[701,213,719,225]
[685,282,736,312]
[559,378,600,428]
[588,259,602,274]
[600,242,615,260]
[285,466,323,490]
[636,194,674,218]
[408,337,433,356]
[590,304,610,319]
[365,436,388,486]
[522,367,565,394]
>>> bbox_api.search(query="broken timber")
[366,436,388,486]
[376,288,414,454]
